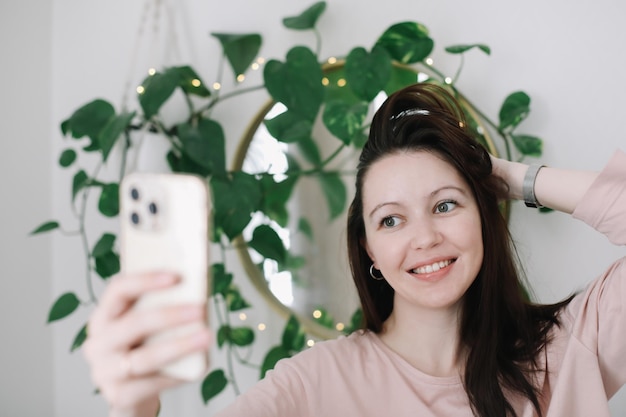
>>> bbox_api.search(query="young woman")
[83,83,626,417]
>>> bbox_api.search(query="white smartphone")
[119,172,211,381]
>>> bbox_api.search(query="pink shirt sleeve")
[568,149,626,397]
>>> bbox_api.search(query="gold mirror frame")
[232,61,500,340]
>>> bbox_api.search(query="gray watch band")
[523,163,545,208]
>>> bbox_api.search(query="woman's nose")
[409,218,442,250]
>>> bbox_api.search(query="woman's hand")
[82,272,212,417]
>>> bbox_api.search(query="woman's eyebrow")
[430,185,468,197]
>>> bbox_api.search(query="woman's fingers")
[103,303,207,352]
[126,327,211,377]
[88,272,179,333]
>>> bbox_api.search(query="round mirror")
[232,62,499,339]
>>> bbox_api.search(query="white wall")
[2,0,625,415]
[0,0,55,416]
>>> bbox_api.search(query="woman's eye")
[435,201,457,213]
[382,216,400,228]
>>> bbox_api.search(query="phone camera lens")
[148,202,158,215]
[130,188,140,201]
[130,212,140,225]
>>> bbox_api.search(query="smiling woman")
[210,81,626,417]
[231,61,500,341]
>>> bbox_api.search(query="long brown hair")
[346,83,573,417]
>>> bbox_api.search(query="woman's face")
[362,150,483,315]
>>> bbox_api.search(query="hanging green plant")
[31,0,548,405]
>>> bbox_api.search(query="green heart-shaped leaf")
[260,345,291,378]
[211,172,262,240]
[212,263,233,297]
[264,110,313,143]
[282,1,326,30]
[138,71,179,119]
[211,33,262,79]
[260,174,298,227]
[64,99,115,142]
[72,170,89,201]
[318,172,347,220]
[323,100,369,145]
[92,233,116,257]
[511,134,543,157]
[59,149,77,168]
[95,251,120,279]
[201,369,228,404]
[226,286,252,311]
[445,43,491,55]
[385,65,420,96]
[30,221,60,235]
[345,45,392,102]
[499,91,530,131]
[281,315,305,351]
[70,323,88,352]
[166,150,211,177]
[98,111,135,161]
[48,292,80,323]
[248,224,287,264]
[98,183,119,217]
[177,118,226,177]
[375,21,434,64]
[298,217,313,241]
[169,65,211,97]
[230,326,255,346]
[264,46,324,121]
[295,136,322,166]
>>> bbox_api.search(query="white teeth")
[412,259,452,274]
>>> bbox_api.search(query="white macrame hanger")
[120,0,189,111]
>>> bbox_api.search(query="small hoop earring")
[369,264,385,281]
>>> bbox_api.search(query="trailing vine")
[31,1,547,405]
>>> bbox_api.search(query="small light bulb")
[458,121,465,128]
[237,74,245,82]
[327,57,337,64]
[307,339,315,347]
[257,57,266,64]
[258,323,266,331]
[148,68,156,76]
[321,77,330,86]
[337,79,347,87]
[239,313,247,321]
[251,63,260,70]
[136,86,145,94]
[425,58,434,66]
[313,310,322,319]
[191,79,201,87]
[335,323,345,331]
[444,77,453,84]
[213,82,221,90]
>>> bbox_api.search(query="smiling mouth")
[410,259,456,275]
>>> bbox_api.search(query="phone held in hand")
[119,172,211,381]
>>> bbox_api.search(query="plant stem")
[197,84,265,116]
[314,28,322,58]
[452,54,465,85]
[79,163,103,305]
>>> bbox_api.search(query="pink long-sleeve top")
[215,150,626,417]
